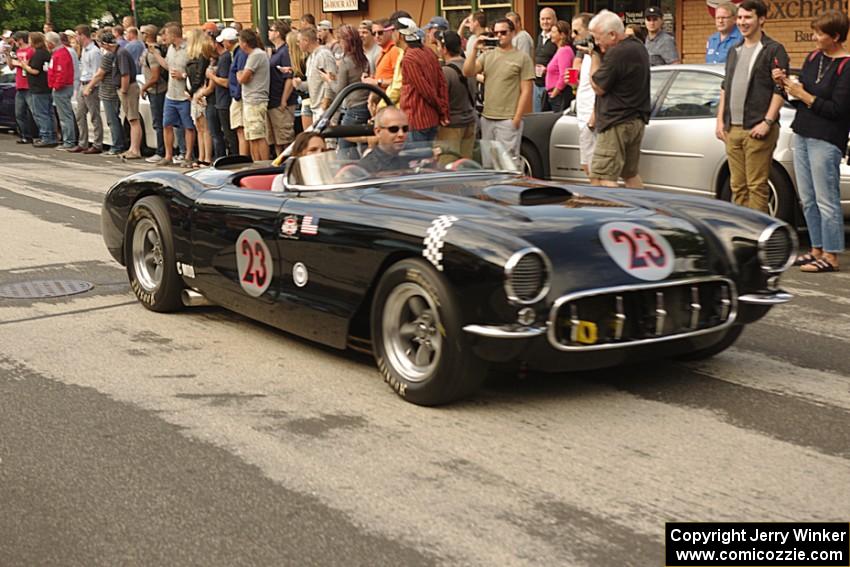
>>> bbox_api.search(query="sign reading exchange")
[322,0,364,12]
[765,0,843,20]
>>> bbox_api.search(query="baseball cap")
[202,21,218,32]
[62,29,75,37]
[98,30,116,45]
[359,19,373,30]
[645,6,663,18]
[216,27,238,42]
[2,30,13,39]
[424,16,449,30]
[318,20,333,30]
[394,16,420,42]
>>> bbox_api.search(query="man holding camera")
[588,10,651,188]
[463,18,533,161]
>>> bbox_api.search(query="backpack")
[807,50,850,75]
[445,62,476,110]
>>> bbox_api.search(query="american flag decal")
[301,215,319,235]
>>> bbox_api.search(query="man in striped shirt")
[395,17,449,143]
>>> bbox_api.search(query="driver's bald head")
[374,106,407,128]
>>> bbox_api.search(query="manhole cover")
[0,280,94,299]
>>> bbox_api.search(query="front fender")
[101,171,208,266]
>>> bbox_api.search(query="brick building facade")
[181,0,848,67]
[681,0,849,65]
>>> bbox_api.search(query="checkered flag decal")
[423,215,458,272]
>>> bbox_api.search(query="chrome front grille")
[505,248,550,304]
[758,224,795,273]
[547,278,737,351]
[511,254,545,300]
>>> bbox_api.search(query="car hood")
[360,175,719,285]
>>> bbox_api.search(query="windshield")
[289,140,521,187]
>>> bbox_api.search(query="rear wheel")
[675,326,743,361]
[125,196,183,312]
[520,140,544,179]
[719,164,796,223]
[371,259,487,406]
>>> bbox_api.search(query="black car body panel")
[103,161,794,368]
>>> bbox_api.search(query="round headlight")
[758,223,796,273]
[505,248,551,304]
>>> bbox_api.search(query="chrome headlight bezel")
[757,222,797,274]
[504,248,551,305]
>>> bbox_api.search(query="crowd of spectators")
[0,3,847,271]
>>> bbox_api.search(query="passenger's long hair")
[336,24,369,75]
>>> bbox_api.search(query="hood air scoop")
[483,184,573,206]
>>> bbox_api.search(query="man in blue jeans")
[45,31,77,150]
[19,32,57,147]
[9,32,37,143]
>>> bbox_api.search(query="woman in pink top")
[544,20,575,113]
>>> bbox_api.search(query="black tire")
[675,325,743,361]
[371,258,488,406]
[125,196,183,312]
[719,164,796,223]
[520,140,544,179]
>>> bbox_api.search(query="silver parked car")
[72,74,158,152]
[520,63,850,222]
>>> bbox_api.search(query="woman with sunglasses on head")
[773,10,850,273]
[545,20,575,113]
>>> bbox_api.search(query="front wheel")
[125,196,183,312]
[371,259,487,406]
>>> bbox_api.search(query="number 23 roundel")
[236,229,273,297]
[599,222,675,281]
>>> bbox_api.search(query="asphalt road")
[1,134,849,566]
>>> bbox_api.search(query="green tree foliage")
[0,0,180,32]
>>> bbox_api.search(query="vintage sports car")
[520,64,850,222]
[102,86,796,406]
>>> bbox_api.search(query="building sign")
[322,0,364,11]
[620,11,675,33]
[765,0,842,19]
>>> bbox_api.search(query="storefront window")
[440,0,515,31]
[205,0,234,21]
[266,0,291,20]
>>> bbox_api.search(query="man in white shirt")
[506,12,534,63]
[70,25,103,153]
[460,11,487,61]
[294,26,336,123]
[572,12,596,176]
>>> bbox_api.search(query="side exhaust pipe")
[182,289,213,307]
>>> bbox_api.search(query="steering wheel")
[333,163,371,183]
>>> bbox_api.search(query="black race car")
[102,87,796,406]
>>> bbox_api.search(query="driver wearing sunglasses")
[358,107,413,173]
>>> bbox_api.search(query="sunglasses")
[494,30,510,36]
[371,30,384,36]
[572,29,580,35]
[382,125,409,133]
